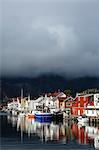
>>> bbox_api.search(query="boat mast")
[21,88,23,100]
[28,94,30,112]
[28,94,30,101]
[21,88,23,111]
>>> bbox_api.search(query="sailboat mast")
[21,88,23,99]
[21,88,23,111]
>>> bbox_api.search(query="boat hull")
[77,116,89,123]
[26,114,35,119]
[35,113,52,119]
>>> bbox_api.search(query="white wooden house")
[84,93,99,117]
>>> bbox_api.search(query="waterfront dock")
[89,117,99,125]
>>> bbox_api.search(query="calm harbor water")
[0,113,98,150]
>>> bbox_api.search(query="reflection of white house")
[17,116,66,142]
[85,126,99,138]
[84,93,99,117]
[94,136,99,149]
[85,125,99,149]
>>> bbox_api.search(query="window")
[78,103,80,107]
[66,103,72,106]
[92,110,94,114]
[78,110,80,115]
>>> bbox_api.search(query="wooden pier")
[89,117,99,125]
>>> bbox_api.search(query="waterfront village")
[0,89,99,149]
[1,89,99,124]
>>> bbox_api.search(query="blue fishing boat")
[35,102,52,119]
[35,112,52,119]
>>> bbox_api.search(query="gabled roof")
[58,97,67,101]
[64,96,74,102]
[33,96,44,103]
[76,93,94,97]
[47,92,61,97]
[52,92,66,101]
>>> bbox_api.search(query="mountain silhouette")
[1,75,99,102]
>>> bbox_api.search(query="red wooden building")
[71,93,94,116]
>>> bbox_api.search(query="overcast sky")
[1,0,99,78]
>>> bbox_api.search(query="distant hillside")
[1,75,99,102]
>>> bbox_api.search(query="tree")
[64,89,72,96]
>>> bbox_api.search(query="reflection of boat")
[85,126,99,149]
[12,110,18,116]
[85,126,99,139]
[78,122,88,127]
[36,117,52,123]
[26,113,35,118]
[77,116,89,123]
[94,136,99,149]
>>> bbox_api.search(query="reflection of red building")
[71,124,89,144]
[72,94,94,116]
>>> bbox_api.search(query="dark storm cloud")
[1,0,99,78]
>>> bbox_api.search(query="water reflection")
[7,115,99,149]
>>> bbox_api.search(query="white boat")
[25,111,35,119]
[77,116,89,123]
[78,122,88,127]
[12,110,18,116]
[18,112,25,117]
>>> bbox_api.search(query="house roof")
[76,93,94,97]
[52,92,66,101]
[33,96,44,103]
[64,96,74,102]
[47,92,61,97]
[58,97,67,101]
